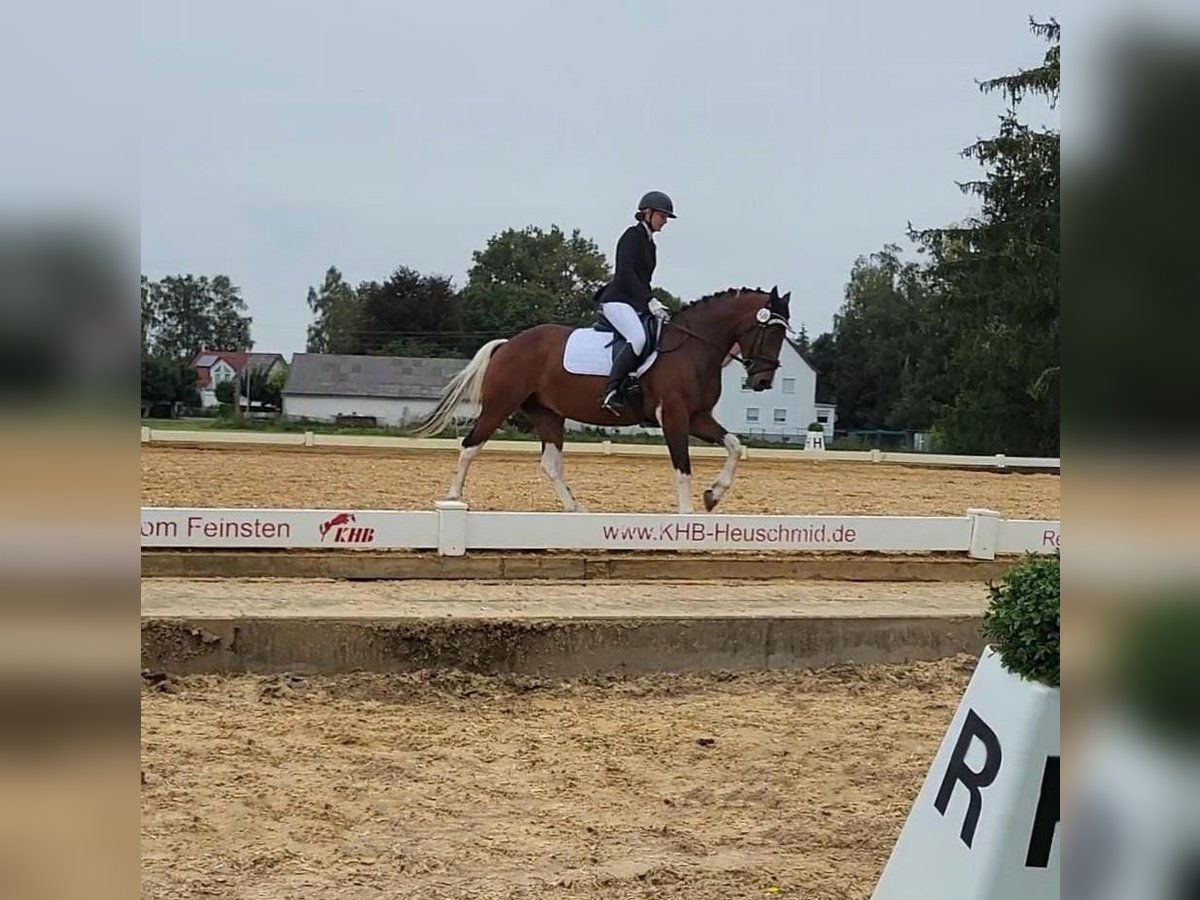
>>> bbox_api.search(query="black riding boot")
[600,343,640,414]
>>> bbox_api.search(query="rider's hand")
[648,298,669,320]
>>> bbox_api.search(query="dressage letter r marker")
[934,708,1003,848]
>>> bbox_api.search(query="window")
[817,413,829,424]
[773,408,787,424]
[745,408,760,422]
[782,378,796,394]
[741,376,751,392]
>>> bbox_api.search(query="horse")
[405,286,794,514]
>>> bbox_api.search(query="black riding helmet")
[638,190,676,218]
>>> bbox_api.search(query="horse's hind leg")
[522,399,581,512]
[447,386,526,502]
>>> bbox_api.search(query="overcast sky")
[141,1,1059,357]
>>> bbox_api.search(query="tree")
[266,364,288,409]
[142,274,253,359]
[814,245,933,431]
[306,266,362,354]
[356,267,465,358]
[792,323,811,356]
[237,364,284,409]
[908,18,1060,455]
[140,352,199,412]
[461,225,611,349]
[807,332,837,405]
[214,378,235,405]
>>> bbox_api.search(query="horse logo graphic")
[319,512,373,543]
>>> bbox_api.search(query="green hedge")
[981,553,1060,687]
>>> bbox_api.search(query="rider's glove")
[648,298,669,320]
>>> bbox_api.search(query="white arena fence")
[140,427,1060,471]
[140,505,1060,559]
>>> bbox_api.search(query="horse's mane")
[676,286,768,320]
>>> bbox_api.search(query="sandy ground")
[142,446,1060,517]
[141,577,989,619]
[141,657,974,900]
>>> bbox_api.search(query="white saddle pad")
[562,328,658,377]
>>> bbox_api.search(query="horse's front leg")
[690,411,742,512]
[659,403,695,515]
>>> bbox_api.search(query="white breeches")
[601,302,646,355]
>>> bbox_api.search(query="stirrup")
[600,388,623,413]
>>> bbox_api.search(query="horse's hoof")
[703,489,718,512]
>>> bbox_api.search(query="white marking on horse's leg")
[540,443,579,512]
[447,444,480,500]
[654,403,664,427]
[708,433,744,506]
[676,470,694,515]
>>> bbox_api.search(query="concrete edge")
[140,551,1015,583]
[141,614,985,676]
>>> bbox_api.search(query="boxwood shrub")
[981,553,1060,687]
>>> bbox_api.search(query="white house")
[711,340,830,443]
[281,353,473,427]
[191,351,287,409]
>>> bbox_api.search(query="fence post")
[967,508,1002,560]
[602,440,613,455]
[436,501,469,556]
[870,448,882,464]
[141,426,151,443]
[303,431,315,448]
[994,453,1007,469]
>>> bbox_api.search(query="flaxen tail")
[405,339,508,438]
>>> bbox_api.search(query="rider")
[596,190,675,414]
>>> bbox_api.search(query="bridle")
[661,302,795,375]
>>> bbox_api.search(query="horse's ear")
[781,291,791,305]
[769,285,779,300]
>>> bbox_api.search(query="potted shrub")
[1062,592,1200,900]
[981,553,1060,687]
[872,554,1060,900]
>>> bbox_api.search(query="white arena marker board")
[140,507,438,549]
[465,513,972,553]
[998,519,1061,554]
[871,647,1060,900]
[140,507,1059,556]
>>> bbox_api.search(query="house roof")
[282,353,470,400]
[246,352,285,369]
[192,350,249,370]
[191,350,285,388]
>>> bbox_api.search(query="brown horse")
[407,286,793,514]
